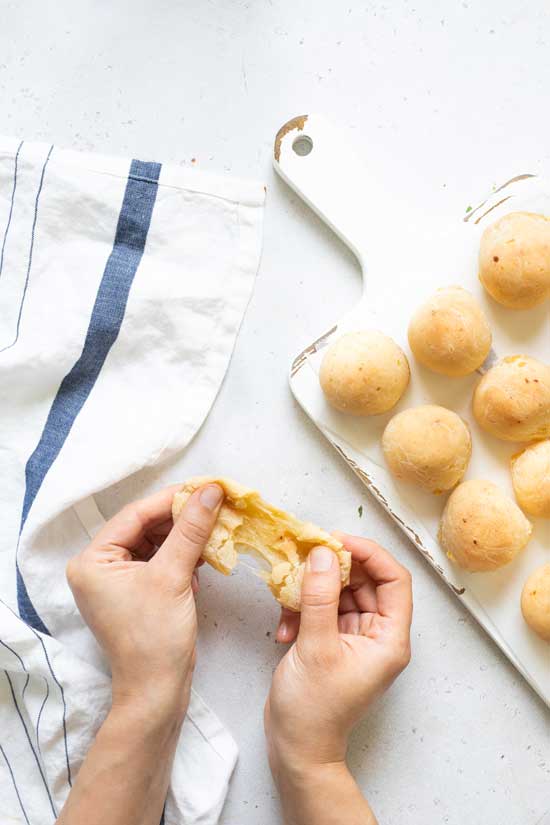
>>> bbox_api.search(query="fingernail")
[309,546,334,572]
[278,622,288,641]
[200,485,223,511]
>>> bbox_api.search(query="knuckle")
[300,589,339,609]
[120,501,143,523]
[175,516,211,548]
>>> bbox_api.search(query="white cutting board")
[274,114,549,706]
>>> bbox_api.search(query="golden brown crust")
[172,476,351,611]
[408,286,492,377]
[479,211,550,309]
[472,355,550,442]
[521,564,550,641]
[382,405,472,493]
[438,479,532,572]
[319,330,410,416]
[511,440,550,517]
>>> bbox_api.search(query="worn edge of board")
[274,115,309,162]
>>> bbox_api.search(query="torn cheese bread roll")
[172,476,351,611]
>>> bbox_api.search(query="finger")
[338,568,378,614]
[89,485,183,555]
[338,588,358,614]
[347,561,378,614]
[131,537,155,560]
[191,572,200,594]
[334,533,413,631]
[276,608,300,643]
[145,518,174,546]
[297,546,341,657]
[151,484,224,584]
[338,612,360,635]
[359,612,376,636]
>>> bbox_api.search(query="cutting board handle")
[273,114,386,270]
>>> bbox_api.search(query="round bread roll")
[521,564,550,642]
[408,286,492,376]
[319,330,410,416]
[382,405,471,493]
[511,440,550,517]
[472,355,550,442]
[479,211,550,309]
[438,479,532,572]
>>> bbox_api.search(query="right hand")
[264,533,413,775]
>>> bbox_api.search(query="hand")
[265,533,413,776]
[66,482,224,718]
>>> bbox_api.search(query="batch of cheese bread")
[319,211,550,643]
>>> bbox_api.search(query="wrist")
[111,672,191,727]
[271,757,351,809]
[273,759,378,825]
[267,728,348,784]
[275,757,348,783]
[109,691,187,745]
[269,740,348,789]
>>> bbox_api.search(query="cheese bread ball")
[438,479,532,572]
[479,211,550,309]
[408,286,492,376]
[511,440,550,517]
[472,355,550,442]
[521,564,550,642]
[319,330,410,416]
[382,405,471,493]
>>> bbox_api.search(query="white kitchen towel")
[0,136,265,823]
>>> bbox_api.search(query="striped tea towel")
[0,136,265,824]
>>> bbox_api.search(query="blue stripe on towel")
[0,744,31,825]
[0,144,54,353]
[16,158,161,636]
[4,669,57,817]
[0,140,24,281]
[29,626,72,786]
[0,637,30,700]
[35,676,50,761]
[0,599,67,784]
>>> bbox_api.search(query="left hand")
[66,483,224,717]
[265,533,412,774]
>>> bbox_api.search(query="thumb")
[153,484,224,586]
[297,546,341,656]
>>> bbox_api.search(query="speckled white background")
[1,2,549,823]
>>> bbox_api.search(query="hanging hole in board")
[292,134,313,157]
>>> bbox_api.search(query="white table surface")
[2,2,549,823]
